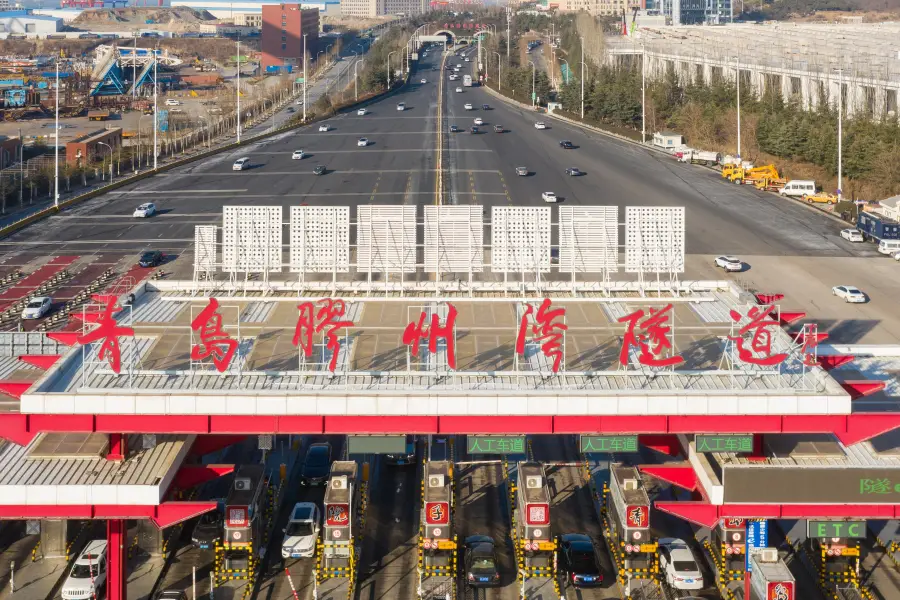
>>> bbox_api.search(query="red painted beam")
[553,416,669,434]
[779,311,807,326]
[836,414,900,446]
[639,464,697,491]
[0,501,217,527]
[326,415,438,434]
[842,380,887,400]
[47,331,80,346]
[173,464,235,489]
[656,501,900,527]
[0,382,32,400]
[438,415,553,434]
[639,434,682,457]
[107,519,126,600]
[97,414,209,434]
[18,355,62,370]
[152,501,217,529]
[668,415,783,434]
[655,501,720,528]
[755,293,784,305]
[190,434,247,457]
[817,355,855,370]
[209,415,324,434]
[0,414,36,446]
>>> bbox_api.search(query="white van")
[878,239,900,255]
[232,157,251,171]
[779,180,816,198]
[61,540,107,600]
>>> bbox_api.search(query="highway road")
[2,44,899,342]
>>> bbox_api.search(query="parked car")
[21,296,52,320]
[557,534,602,588]
[714,256,743,272]
[281,502,321,558]
[659,538,703,591]
[61,540,108,600]
[840,228,864,243]
[133,202,157,217]
[463,535,500,587]
[301,442,332,485]
[832,285,866,303]
[139,250,164,268]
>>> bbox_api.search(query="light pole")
[580,36,585,120]
[236,40,241,144]
[835,67,843,199]
[54,60,59,208]
[387,51,398,90]
[492,51,501,91]
[97,141,113,183]
[641,43,646,145]
[302,34,307,122]
[528,59,536,108]
[153,48,158,167]
[198,115,210,147]
[506,6,511,62]
[735,55,741,158]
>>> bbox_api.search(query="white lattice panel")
[424,206,483,273]
[624,206,685,274]
[289,206,350,273]
[222,206,283,273]
[558,206,619,273]
[357,205,417,273]
[193,225,217,272]
[490,206,551,273]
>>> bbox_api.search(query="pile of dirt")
[71,7,214,32]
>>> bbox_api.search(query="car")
[170,108,183,113]
[292,150,305,160]
[535,122,547,130]
[474,118,484,126]
[397,102,405,111]
[133,202,157,217]
[659,538,703,591]
[450,125,460,133]
[558,534,602,588]
[714,256,743,272]
[465,58,470,62]
[318,124,330,132]
[61,540,107,600]
[420,78,427,84]
[301,442,332,485]
[296,99,304,105]
[463,535,500,587]
[233,157,251,171]
[281,502,321,558]
[482,104,490,110]
[191,510,221,550]
[313,165,326,176]
[516,167,528,176]
[456,87,463,93]
[471,126,479,134]
[456,64,462,68]
[21,296,52,320]
[464,103,473,110]
[357,137,369,147]
[565,167,582,176]
[840,228,864,242]
[560,140,574,149]
[542,191,558,203]
[139,250,164,268]
[286,107,295,113]
[832,285,866,303]
[165,98,179,106]
[895,251,900,261]
[357,108,366,115]
[155,590,187,600]
[493,125,504,133]
[384,435,416,466]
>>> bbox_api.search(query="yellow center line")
[370,172,382,202]
[435,51,447,206]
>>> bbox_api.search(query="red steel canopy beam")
[0,501,216,529]
[47,331,80,346]
[841,380,887,400]
[817,355,855,370]
[655,501,900,528]
[18,355,62,370]
[0,382,33,400]
[639,464,697,491]
[755,294,784,305]
[779,311,807,326]
[173,464,234,489]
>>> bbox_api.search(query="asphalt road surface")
[3,46,899,342]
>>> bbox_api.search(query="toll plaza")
[514,461,556,598]
[316,460,360,600]
[419,460,456,599]
[604,465,659,598]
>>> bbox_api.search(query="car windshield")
[673,560,698,573]
[141,252,156,260]
[286,521,314,536]
[27,301,44,308]
[198,512,218,526]
[71,563,100,579]
[306,448,328,466]
[471,557,495,572]
[569,550,599,573]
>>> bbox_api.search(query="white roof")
[75,540,108,563]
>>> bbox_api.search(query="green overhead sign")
[580,435,639,453]
[807,521,866,539]
[466,435,525,455]
[695,434,754,453]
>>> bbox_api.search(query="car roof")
[76,540,108,563]
[845,286,862,292]
[29,296,51,302]
[561,533,592,544]
[291,502,316,520]
[464,534,493,546]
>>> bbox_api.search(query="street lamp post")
[302,34,307,122]
[388,51,398,90]
[735,56,741,158]
[54,60,59,208]
[641,43,646,145]
[835,67,843,199]
[492,51,501,91]
[528,59,536,108]
[97,141,113,183]
[580,36,585,120]
[353,59,363,101]
[235,40,241,144]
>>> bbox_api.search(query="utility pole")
[54,60,59,207]
[580,39,584,119]
[236,40,241,143]
[837,67,843,200]
[641,43,646,144]
[736,56,741,158]
[303,34,307,122]
[506,6,511,61]
[153,50,158,169]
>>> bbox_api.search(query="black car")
[471,126,479,134]
[139,250,163,267]
[191,510,221,550]
[301,442,332,485]
[560,140,574,149]
[565,167,582,176]
[385,435,416,466]
[493,125,504,133]
[558,534,602,588]
[313,165,326,175]
[155,590,187,600]
[464,535,500,587]
[482,104,490,110]
[450,125,460,132]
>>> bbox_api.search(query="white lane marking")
[113,189,249,193]
[107,191,510,198]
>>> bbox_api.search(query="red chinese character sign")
[76,297,135,374]
[190,297,238,373]
[403,304,458,370]
[516,298,567,373]
[728,304,788,366]
[618,304,683,368]
[293,299,354,372]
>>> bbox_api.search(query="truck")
[463,74,473,87]
[729,164,779,185]
[857,211,900,242]
[679,150,720,166]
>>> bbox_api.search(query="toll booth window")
[673,561,698,572]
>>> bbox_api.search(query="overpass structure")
[608,22,900,119]
[90,45,183,97]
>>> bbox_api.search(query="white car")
[474,118,484,126]
[292,150,305,160]
[465,58,470,62]
[281,502,321,559]
[659,538,703,591]
[318,124,329,132]
[420,78,427,84]
[357,137,369,147]
[534,122,547,130]
[397,103,405,111]
[61,540,107,600]
[464,103,473,110]
[165,98,179,106]
[542,192,558,203]
[840,228,864,243]
[714,256,742,272]
[21,296,52,320]
[296,99,304,105]
[832,285,866,303]
[357,108,366,116]
[456,87,463,93]
[133,202,156,218]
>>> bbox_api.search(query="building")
[261,3,319,72]
[31,8,84,23]
[198,22,260,36]
[382,0,425,15]
[0,135,21,168]
[234,12,263,27]
[0,0,10,12]
[0,10,62,34]
[171,0,339,19]
[340,0,382,18]
[65,128,122,166]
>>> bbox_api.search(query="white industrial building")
[171,0,340,19]
[31,8,84,23]
[0,10,62,34]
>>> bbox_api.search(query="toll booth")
[806,521,865,595]
[749,549,795,600]
[604,465,658,595]
[218,465,267,579]
[707,518,747,583]
[515,462,556,600]
[321,461,359,574]
[419,461,456,599]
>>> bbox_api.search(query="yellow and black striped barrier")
[31,539,41,562]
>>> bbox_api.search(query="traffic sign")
[295,77,305,83]
[531,92,536,100]
[746,519,768,571]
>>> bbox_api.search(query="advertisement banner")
[525,503,550,525]
[767,581,794,600]
[626,505,649,529]
[326,503,350,526]
[226,505,248,527]
[425,501,450,525]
